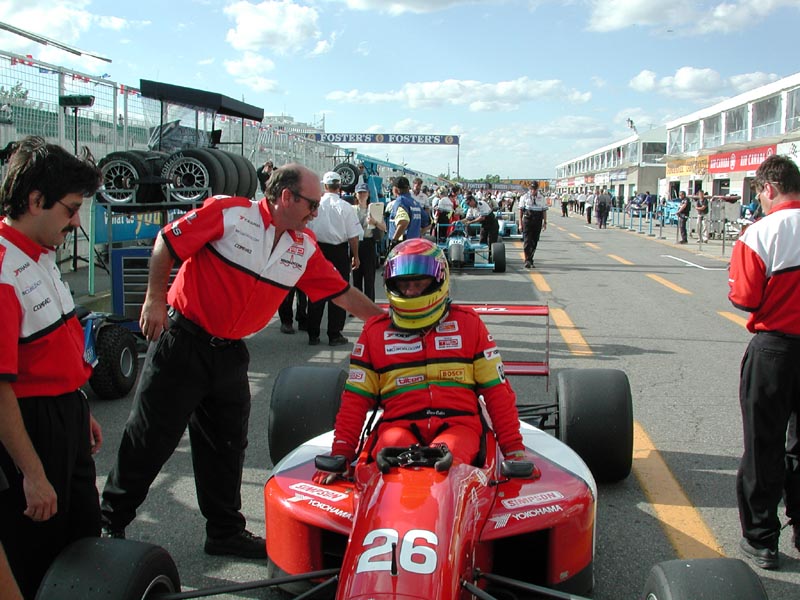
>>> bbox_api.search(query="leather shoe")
[329,335,349,346]
[204,529,266,559]
[309,337,320,346]
[791,521,800,552]
[297,322,308,331]
[101,525,126,539]
[524,260,532,269]
[739,537,779,569]
[280,323,295,334]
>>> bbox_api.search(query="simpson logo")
[491,503,564,528]
[348,368,366,382]
[435,336,462,350]
[385,341,423,355]
[170,223,182,236]
[287,245,305,256]
[438,368,465,381]
[384,331,416,341]
[289,482,348,503]
[436,321,458,333]
[396,374,425,386]
[352,343,364,358]
[501,491,564,509]
[484,347,500,360]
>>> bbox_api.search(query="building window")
[684,122,700,152]
[703,114,722,148]
[752,95,781,139]
[786,87,800,132]
[668,128,682,154]
[725,105,748,143]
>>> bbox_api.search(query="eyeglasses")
[292,191,320,212]
[55,198,80,218]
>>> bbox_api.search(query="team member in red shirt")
[729,154,800,570]
[0,137,103,599]
[101,164,383,558]
[315,238,523,483]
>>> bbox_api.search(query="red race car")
[35,305,768,600]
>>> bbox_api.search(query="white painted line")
[661,255,726,271]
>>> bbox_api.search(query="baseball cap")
[355,182,369,193]
[322,171,341,184]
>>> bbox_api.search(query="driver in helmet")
[314,238,524,483]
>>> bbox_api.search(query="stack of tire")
[96,148,258,207]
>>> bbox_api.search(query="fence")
[1,49,338,264]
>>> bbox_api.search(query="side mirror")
[501,460,535,479]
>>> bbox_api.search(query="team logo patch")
[396,374,425,386]
[185,211,198,222]
[385,341,423,355]
[438,368,465,381]
[436,320,459,333]
[435,336,462,350]
[171,223,182,236]
[352,343,364,358]
[348,368,366,382]
[497,363,505,382]
[384,331,417,341]
[487,333,494,342]
[287,244,305,256]
[484,347,500,360]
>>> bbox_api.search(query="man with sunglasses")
[729,154,800,570]
[101,163,383,559]
[0,136,104,598]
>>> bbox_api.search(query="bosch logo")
[32,297,52,312]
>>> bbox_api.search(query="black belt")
[758,331,800,341]
[522,210,544,216]
[168,307,239,348]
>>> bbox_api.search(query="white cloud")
[309,32,337,56]
[327,76,591,111]
[355,41,370,56]
[224,51,279,92]
[628,67,780,103]
[588,0,800,34]
[224,0,321,54]
[336,0,485,16]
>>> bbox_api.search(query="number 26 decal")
[356,528,438,574]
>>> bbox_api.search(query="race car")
[436,221,506,273]
[34,305,769,600]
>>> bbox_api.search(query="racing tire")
[491,242,506,272]
[227,152,256,198]
[556,368,633,483]
[449,243,465,268]
[206,148,239,196]
[268,366,347,465]
[333,162,359,193]
[160,148,226,202]
[89,324,139,400]
[97,151,162,205]
[640,558,768,600]
[36,538,180,600]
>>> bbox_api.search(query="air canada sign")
[307,133,459,145]
[708,144,775,173]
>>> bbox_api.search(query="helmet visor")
[385,254,445,282]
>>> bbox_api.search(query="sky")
[2,0,800,180]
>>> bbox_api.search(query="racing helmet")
[384,238,450,331]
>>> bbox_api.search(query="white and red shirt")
[163,196,349,339]
[728,200,800,334]
[0,223,91,397]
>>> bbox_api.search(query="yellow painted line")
[719,311,748,329]
[550,308,593,356]
[517,249,551,292]
[633,422,725,558]
[646,273,692,295]
[568,233,581,240]
[608,254,634,265]
[585,242,601,250]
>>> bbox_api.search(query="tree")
[484,174,501,184]
[0,82,29,104]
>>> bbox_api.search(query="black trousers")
[352,238,377,301]
[0,391,100,599]
[278,288,307,327]
[678,215,688,242]
[435,212,451,242]
[307,242,350,340]
[522,212,545,261]
[737,332,800,546]
[479,213,499,247]
[102,325,251,539]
